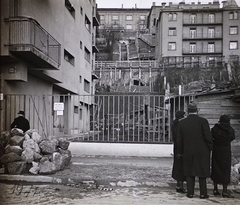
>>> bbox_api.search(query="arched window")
[190,14,196,23]
[208,14,215,23]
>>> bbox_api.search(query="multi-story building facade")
[0,0,99,135]
[154,0,240,66]
[96,7,153,61]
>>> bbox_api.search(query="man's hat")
[175,110,185,119]
[18,110,25,115]
[187,103,198,112]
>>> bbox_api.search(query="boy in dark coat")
[11,110,30,133]
[176,103,213,199]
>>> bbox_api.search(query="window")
[84,79,90,93]
[230,26,238,35]
[190,14,196,23]
[84,47,91,62]
[65,0,75,18]
[126,15,133,20]
[80,41,82,49]
[112,15,119,20]
[80,7,83,15]
[74,106,78,114]
[168,28,176,36]
[100,15,105,20]
[208,28,215,38]
[230,41,238,50]
[173,13,177,21]
[208,43,215,53]
[190,28,196,38]
[140,15,145,20]
[168,13,177,21]
[79,75,82,83]
[208,14,215,23]
[168,42,176,51]
[64,49,75,65]
[85,15,91,32]
[79,108,82,120]
[229,12,238,20]
[126,24,132,30]
[190,43,196,53]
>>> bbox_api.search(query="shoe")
[200,195,209,199]
[176,187,187,193]
[222,192,234,198]
[186,194,193,198]
[213,190,221,195]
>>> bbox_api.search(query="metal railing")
[8,17,61,68]
[183,18,222,24]
[182,47,222,54]
[2,94,196,143]
[182,32,222,39]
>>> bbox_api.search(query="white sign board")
[54,102,64,111]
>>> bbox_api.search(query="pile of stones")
[231,156,240,185]
[0,128,71,175]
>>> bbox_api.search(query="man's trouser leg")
[186,176,195,195]
[199,177,207,196]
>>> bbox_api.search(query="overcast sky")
[96,0,240,8]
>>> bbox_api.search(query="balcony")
[183,32,222,40]
[183,47,222,55]
[183,18,222,25]
[93,11,100,27]
[8,17,61,69]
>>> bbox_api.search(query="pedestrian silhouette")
[211,114,235,198]
[11,110,30,133]
[171,110,186,193]
[176,102,213,199]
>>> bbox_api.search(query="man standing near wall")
[176,102,213,199]
[10,110,30,133]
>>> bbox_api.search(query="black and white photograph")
[0,0,240,204]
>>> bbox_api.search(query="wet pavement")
[0,155,240,205]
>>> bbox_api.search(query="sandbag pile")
[0,128,71,175]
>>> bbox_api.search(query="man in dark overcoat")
[176,102,213,199]
[11,110,30,133]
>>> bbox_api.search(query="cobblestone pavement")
[0,182,240,205]
[0,155,240,204]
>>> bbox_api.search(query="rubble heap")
[0,128,71,175]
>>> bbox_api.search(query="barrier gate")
[2,94,195,143]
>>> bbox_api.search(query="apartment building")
[96,7,152,61]
[154,0,240,65]
[0,0,99,134]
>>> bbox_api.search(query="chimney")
[222,1,227,7]
[122,4,123,8]
[162,2,166,8]
[135,4,137,8]
[152,2,156,6]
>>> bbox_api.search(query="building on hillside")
[0,0,100,136]
[154,0,240,67]
[96,6,155,61]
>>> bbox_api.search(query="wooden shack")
[196,88,240,138]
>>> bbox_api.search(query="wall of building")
[0,0,99,134]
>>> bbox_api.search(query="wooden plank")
[207,119,240,125]
[200,114,240,119]
[221,101,240,107]
[198,94,234,101]
[199,109,240,114]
